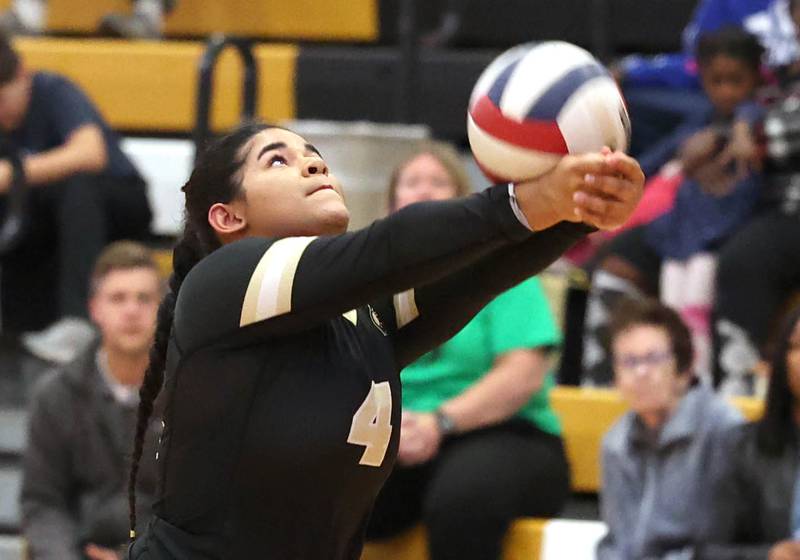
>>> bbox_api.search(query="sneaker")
[0,9,40,36]
[21,317,96,365]
[98,12,161,39]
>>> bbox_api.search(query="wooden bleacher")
[360,387,763,560]
[362,520,548,560]
[0,0,378,42]
[13,37,296,133]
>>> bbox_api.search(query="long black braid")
[128,122,272,538]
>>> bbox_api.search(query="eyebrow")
[257,141,322,161]
[257,142,286,161]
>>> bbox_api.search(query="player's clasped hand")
[514,148,645,232]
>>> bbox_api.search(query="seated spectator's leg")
[423,421,569,560]
[47,174,107,320]
[714,210,800,394]
[103,176,152,242]
[624,87,710,158]
[365,463,429,540]
[0,189,58,332]
[100,0,174,38]
[583,226,660,385]
[0,0,45,35]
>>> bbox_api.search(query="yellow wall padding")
[0,0,378,42]
[14,37,296,132]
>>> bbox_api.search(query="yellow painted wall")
[14,37,296,131]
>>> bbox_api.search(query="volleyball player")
[126,122,644,559]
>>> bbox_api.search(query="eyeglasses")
[614,350,675,373]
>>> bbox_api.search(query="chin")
[317,203,350,234]
[114,337,152,356]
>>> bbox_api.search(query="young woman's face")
[613,324,690,424]
[786,319,800,401]
[392,153,460,211]
[700,54,759,118]
[234,128,349,238]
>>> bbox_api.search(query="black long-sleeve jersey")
[128,183,591,560]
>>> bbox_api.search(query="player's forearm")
[24,125,108,186]
[438,349,548,432]
[393,221,589,366]
[288,184,532,319]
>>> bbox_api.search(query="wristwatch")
[434,409,457,438]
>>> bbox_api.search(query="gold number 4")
[347,381,393,467]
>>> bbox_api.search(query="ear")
[208,202,247,238]
[87,294,100,325]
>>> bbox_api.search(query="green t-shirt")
[400,276,563,436]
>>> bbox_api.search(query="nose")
[302,156,328,177]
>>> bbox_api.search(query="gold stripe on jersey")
[343,309,358,325]
[393,289,419,329]
[240,236,317,326]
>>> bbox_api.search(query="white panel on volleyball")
[558,78,630,154]
[467,115,561,180]
[469,44,531,106]
[500,42,596,121]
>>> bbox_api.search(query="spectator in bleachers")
[713,208,800,395]
[0,34,152,363]
[596,297,742,560]
[0,0,176,39]
[712,34,800,394]
[366,144,570,560]
[700,305,800,559]
[20,241,161,560]
[615,0,800,158]
[583,28,765,385]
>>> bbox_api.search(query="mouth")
[309,184,336,196]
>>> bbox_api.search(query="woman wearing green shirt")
[366,143,571,560]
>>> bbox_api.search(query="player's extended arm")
[174,183,535,351]
[391,221,592,367]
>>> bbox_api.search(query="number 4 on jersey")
[348,381,393,467]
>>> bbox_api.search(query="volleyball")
[468,41,631,183]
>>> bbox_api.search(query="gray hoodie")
[597,384,743,560]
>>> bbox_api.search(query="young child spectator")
[20,241,162,560]
[597,297,742,560]
[700,305,800,559]
[366,144,570,560]
[584,28,765,385]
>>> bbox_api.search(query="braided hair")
[128,122,271,538]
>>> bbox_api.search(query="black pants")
[366,420,570,560]
[713,210,800,388]
[0,173,151,332]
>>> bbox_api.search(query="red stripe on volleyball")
[470,94,569,154]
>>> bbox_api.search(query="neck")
[639,410,669,431]
[102,345,148,387]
